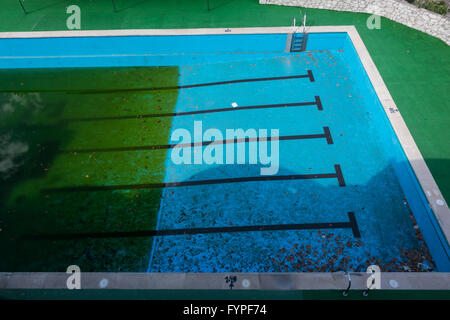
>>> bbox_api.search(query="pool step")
[290,33,308,52]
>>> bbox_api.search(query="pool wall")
[0,33,288,69]
[307,32,450,270]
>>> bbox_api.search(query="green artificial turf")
[0,67,179,271]
[0,289,449,300]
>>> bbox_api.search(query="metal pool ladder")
[290,13,308,52]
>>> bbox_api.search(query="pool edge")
[0,272,449,290]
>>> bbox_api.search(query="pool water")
[147,48,433,272]
[0,33,448,272]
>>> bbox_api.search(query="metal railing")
[302,13,307,33]
[292,13,307,34]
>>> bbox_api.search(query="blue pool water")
[2,33,449,272]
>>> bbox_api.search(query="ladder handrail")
[303,13,307,34]
[18,0,27,14]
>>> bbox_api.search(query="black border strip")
[315,95,323,111]
[348,212,361,238]
[25,212,359,240]
[67,98,323,122]
[2,73,315,94]
[335,164,346,187]
[308,70,315,82]
[323,126,333,145]
[43,164,345,193]
[64,127,333,153]
[69,72,315,94]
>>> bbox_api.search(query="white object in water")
[99,278,109,288]
[389,279,399,288]
[232,102,238,108]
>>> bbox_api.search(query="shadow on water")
[1,153,446,272]
[148,159,443,272]
[0,102,164,272]
[0,91,75,271]
[0,92,72,192]
[0,66,180,272]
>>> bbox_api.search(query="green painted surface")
[0,67,179,271]
[0,0,448,202]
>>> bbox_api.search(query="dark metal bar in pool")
[69,71,315,94]
[335,164,346,187]
[348,212,361,238]
[67,97,323,122]
[25,212,360,240]
[43,164,346,193]
[1,72,315,94]
[64,127,333,154]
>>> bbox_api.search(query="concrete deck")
[1,272,449,290]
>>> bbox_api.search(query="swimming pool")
[0,27,448,273]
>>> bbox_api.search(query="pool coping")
[0,272,449,290]
[0,26,449,290]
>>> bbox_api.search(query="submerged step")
[290,33,308,52]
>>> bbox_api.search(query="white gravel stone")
[259,0,449,45]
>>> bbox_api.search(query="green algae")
[1,0,447,201]
[0,67,179,271]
